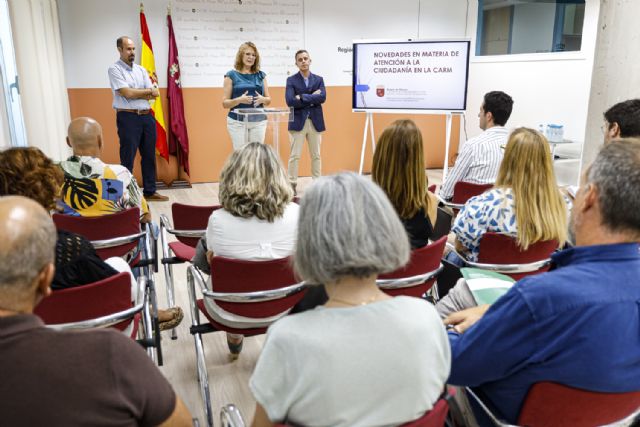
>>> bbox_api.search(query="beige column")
[582,0,640,169]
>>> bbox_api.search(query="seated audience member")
[201,142,298,359]
[0,196,192,426]
[372,119,438,248]
[438,128,567,313]
[450,127,567,263]
[0,147,182,330]
[445,139,640,426]
[603,98,640,143]
[439,91,513,201]
[250,172,450,427]
[58,117,153,221]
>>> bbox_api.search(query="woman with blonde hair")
[451,127,567,262]
[436,128,568,319]
[372,119,438,248]
[223,41,271,150]
[203,142,298,358]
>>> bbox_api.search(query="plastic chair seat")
[169,241,196,262]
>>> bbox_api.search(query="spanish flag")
[140,3,169,162]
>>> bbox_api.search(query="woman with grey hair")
[202,142,298,358]
[249,172,450,427]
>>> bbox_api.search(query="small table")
[548,139,575,159]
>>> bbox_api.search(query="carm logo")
[376,85,385,97]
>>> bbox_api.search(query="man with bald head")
[0,196,191,426]
[108,36,167,202]
[59,116,151,222]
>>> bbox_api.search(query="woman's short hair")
[0,147,64,211]
[496,127,567,249]
[234,41,260,73]
[219,142,292,222]
[295,172,410,285]
[372,119,430,219]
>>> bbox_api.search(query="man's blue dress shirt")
[448,243,640,424]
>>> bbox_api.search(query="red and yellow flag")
[140,3,169,161]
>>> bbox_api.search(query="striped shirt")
[439,126,510,200]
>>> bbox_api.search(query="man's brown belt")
[116,109,151,115]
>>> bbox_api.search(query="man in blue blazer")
[285,50,326,193]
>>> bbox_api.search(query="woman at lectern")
[222,41,271,150]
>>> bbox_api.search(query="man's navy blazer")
[285,72,326,132]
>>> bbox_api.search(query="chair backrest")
[271,393,452,427]
[171,203,220,247]
[401,393,451,427]
[52,208,141,261]
[34,272,133,331]
[431,207,453,240]
[210,256,303,317]
[451,181,493,205]
[477,232,558,280]
[518,382,640,427]
[378,236,447,297]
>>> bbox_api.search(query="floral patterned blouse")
[452,187,517,262]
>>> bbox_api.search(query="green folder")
[461,268,516,305]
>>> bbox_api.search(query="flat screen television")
[352,39,470,111]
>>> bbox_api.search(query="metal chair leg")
[160,219,178,340]
[188,267,214,427]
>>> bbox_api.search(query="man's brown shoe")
[145,192,169,202]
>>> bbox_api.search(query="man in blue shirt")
[107,36,167,202]
[445,139,640,425]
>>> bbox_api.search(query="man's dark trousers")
[116,111,157,196]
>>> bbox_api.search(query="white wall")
[57,0,599,147]
[58,0,471,89]
[58,0,171,88]
[464,0,599,145]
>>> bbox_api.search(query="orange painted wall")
[67,87,461,184]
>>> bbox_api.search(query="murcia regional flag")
[140,3,169,161]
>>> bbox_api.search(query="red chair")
[476,233,559,280]
[447,233,558,281]
[187,261,307,426]
[467,382,640,427]
[159,203,220,340]
[52,208,163,364]
[378,236,447,300]
[34,273,154,355]
[219,389,456,427]
[440,181,493,216]
[53,208,145,264]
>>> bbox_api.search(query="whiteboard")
[172,0,304,87]
[352,39,470,111]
